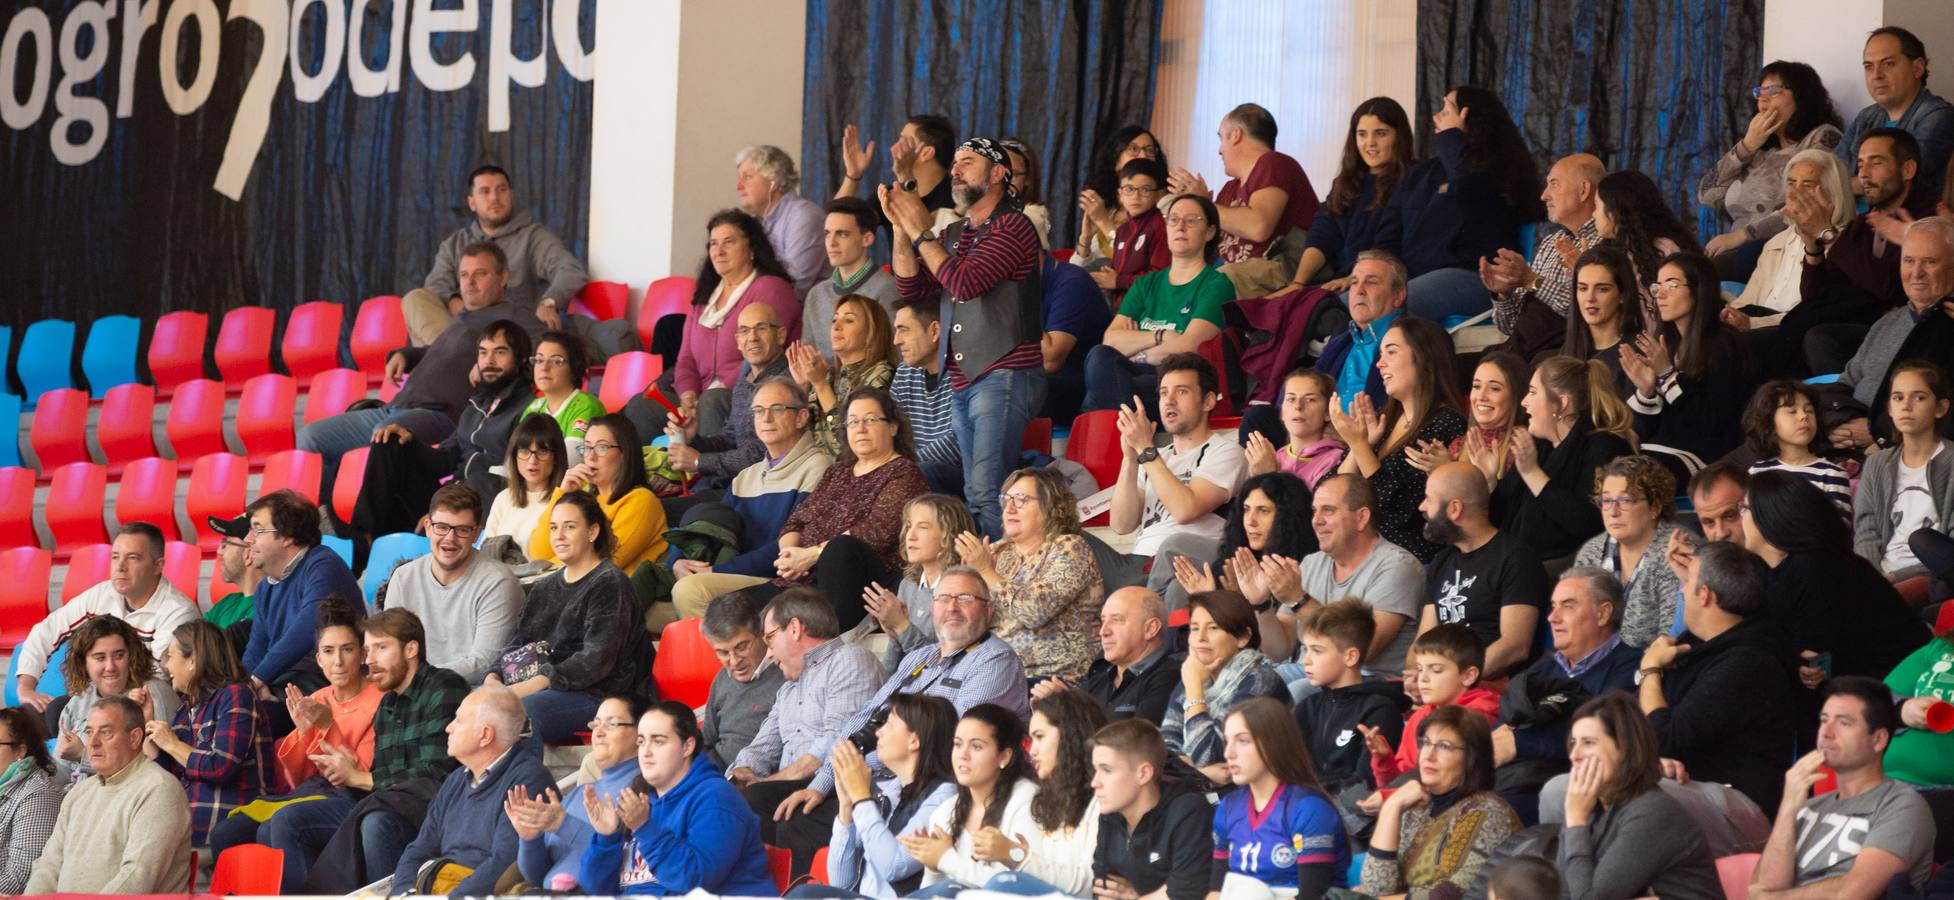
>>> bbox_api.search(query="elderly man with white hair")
[737,144,827,297]
[1822,214,1954,451]
[389,685,556,896]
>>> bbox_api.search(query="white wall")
[1762,0,1880,119]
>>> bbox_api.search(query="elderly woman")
[789,293,897,454]
[145,620,276,846]
[0,707,61,893]
[669,209,803,436]
[1361,705,1522,899]
[52,615,179,783]
[1160,591,1290,785]
[956,467,1104,681]
[1698,61,1843,270]
[1728,151,1858,374]
[1571,455,1683,648]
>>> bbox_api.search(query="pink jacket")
[673,274,802,396]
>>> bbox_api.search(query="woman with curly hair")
[1571,455,1684,647]
[958,467,1105,681]
[668,208,804,435]
[967,689,1110,896]
[1698,60,1844,277]
[1175,471,1319,661]
[857,494,977,670]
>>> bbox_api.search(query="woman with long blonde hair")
[1494,356,1637,561]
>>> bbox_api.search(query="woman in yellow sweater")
[528,413,669,571]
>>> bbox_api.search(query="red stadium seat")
[185,453,249,548]
[767,846,793,893]
[331,445,370,524]
[163,541,201,602]
[27,388,92,471]
[1196,334,1235,418]
[210,844,284,896]
[0,547,51,650]
[258,450,323,504]
[1937,600,1954,635]
[0,468,38,550]
[350,296,406,381]
[61,542,111,602]
[45,462,109,555]
[115,457,183,542]
[165,379,231,460]
[1717,854,1760,900]
[636,276,695,350]
[810,848,829,885]
[597,351,663,412]
[214,307,277,385]
[1021,418,1053,456]
[652,617,717,709]
[281,301,345,381]
[236,374,299,459]
[147,311,209,396]
[1064,410,1122,495]
[576,281,630,321]
[97,384,159,468]
[304,368,370,425]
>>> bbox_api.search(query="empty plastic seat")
[576,281,630,320]
[282,300,345,381]
[96,384,159,468]
[45,462,109,554]
[0,467,37,550]
[147,311,209,395]
[350,296,406,380]
[652,617,716,708]
[27,388,91,470]
[321,535,355,568]
[214,307,277,384]
[80,315,142,397]
[331,445,370,524]
[115,457,183,542]
[164,379,230,459]
[304,368,370,425]
[185,453,248,548]
[597,351,663,412]
[0,393,19,469]
[1021,417,1053,456]
[258,450,323,504]
[17,318,77,405]
[61,543,111,602]
[636,276,696,351]
[0,547,51,650]
[236,374,298,459]
[163,541,201,600]
[210,844,285,896]
[362,532,431,604]
[1064,410,1122,495]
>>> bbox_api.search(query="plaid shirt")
[1491,217,1600,335]
[370,664,470,788]
[0,769,62,893]
[159,682,276,845]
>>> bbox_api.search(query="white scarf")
[698,269,757,329]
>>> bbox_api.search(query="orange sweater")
[273,682,385,792]
[1371,685,1502,787]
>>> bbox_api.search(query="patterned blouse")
[1360,791,1521,900]
[158,682,276,845]
[988,533,1105,680]
[1369,407,1469,564]
[809,359,895,455]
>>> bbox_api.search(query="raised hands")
[840,124,878,181]
[1172,556,1220,595]
[785,342,831,390]
[1116,396,1158,457]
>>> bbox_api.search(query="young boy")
[1090,157,1171,301]
[1293,599,1408,797]
[1363,624,1501,787]
[1090,719,1215,900]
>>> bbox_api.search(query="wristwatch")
[899,178,919,193]
[1135,447,1160,465]
[1634,666,1664,685]
[539,297,556,310]
[1007,846,1027,864]
[911,229,937,251]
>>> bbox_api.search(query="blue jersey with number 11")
[1211,783,1350,891]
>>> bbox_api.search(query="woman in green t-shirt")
[1081,193,1235,418]
[524,331,606,440]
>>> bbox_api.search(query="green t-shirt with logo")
[205,592,255,630]
[1882,638,1954,786]
[1116,264,1234,334]
[523,390,606,439]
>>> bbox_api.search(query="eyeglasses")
[584,442,622,457]
[428,522,479,539]
[1750,84,1786,99]
[249,525,277,537]
[762,627,781,644]
[220,540,249,552]
[1123,141,1160,157]
[515,447,553,461]
[1417,737,1464,754]
[1117,185,1162,197]
[933,592,991,606]
[734,324,782,338]
[587,718,635,733]
[844,415,890,429]
[1648,278,1688,294]
[997,492,1038,508]
[750,404,806,419]
[1593,494,1646,511]
[1165,215,1207,229]
[529,355,569,368]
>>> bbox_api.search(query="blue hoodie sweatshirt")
[518,757,643,888]
[578,754,774,896]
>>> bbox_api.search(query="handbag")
[497,640,552,683]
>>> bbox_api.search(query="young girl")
[1855,360,1954,579]
[857,494,975,670]
[1744,379,1851,518]
[1212,697,1350,899]
[1245,369,1347,489]
[901,704,1041,891]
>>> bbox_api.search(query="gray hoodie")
[422,211,589,312]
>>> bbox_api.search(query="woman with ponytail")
[1494,356,1638,561]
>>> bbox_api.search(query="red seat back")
[767,846,792,893]
[214,307,277,384]
[98,384,159,467]
[210,843,285,895]
[46,462,109,554]
[1196,334,1234,418]
[1717,853,1760,900]
[236,374,298,458]
[147,311,209,395]
[28,388,92,470]
[185,453,249,548]
[165,379,231,460]
[1064,410,1123,493]
[304,368,370,425]
[1021,417,1053,456]
[115,457,182,542]
[281,301,345,381]
[350,296,406,377]
[163,541,202,603]
[0,547,52,647]
[331,445,370,524]
[259,450,323,503]
[61,542,111,602]
[598,351,663,412]
[0,468,38,550]
[636,276,696,350]
[652,617,718,708]
[577,281,630,321]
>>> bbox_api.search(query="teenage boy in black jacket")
[1089,719,1215,900]
[1293,600,1406,797]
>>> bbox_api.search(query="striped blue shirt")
[891,364,960,466]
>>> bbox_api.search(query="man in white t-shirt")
[1108,352,1245,606]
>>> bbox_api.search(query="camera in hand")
[849,705,892,754]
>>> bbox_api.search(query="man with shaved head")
[1481,153,1606,343]
[1417,462,1548,678]
[1034,586,1183,725]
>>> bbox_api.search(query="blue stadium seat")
[16,319,76,406]
[80,315,142,397]
[0,393,20,468]
[362,532,430,606]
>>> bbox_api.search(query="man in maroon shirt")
[1168,102,1319,298]
[882,137,1046,539]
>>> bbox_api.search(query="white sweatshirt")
[14,580,200,687]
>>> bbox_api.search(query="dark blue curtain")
[1417,0,1763,241]
[802,0,1163,250]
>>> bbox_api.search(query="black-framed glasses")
[428,522,479,539]
[1117,185,1162,197]
[515,447,553,461]
[584,442,622,457]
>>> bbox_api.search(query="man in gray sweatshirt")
[405,164,589,346]
[380,483,523,683]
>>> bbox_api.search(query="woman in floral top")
[958,467,1105,681]
[790,294,897,454]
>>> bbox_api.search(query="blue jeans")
[1082,344,1159,418]
[1406,266,1493,321]
[208,787,355,891]
[297,405,456,506]
[523,689,603,744]
[359,808,417,887]
[952,366,1044,539]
